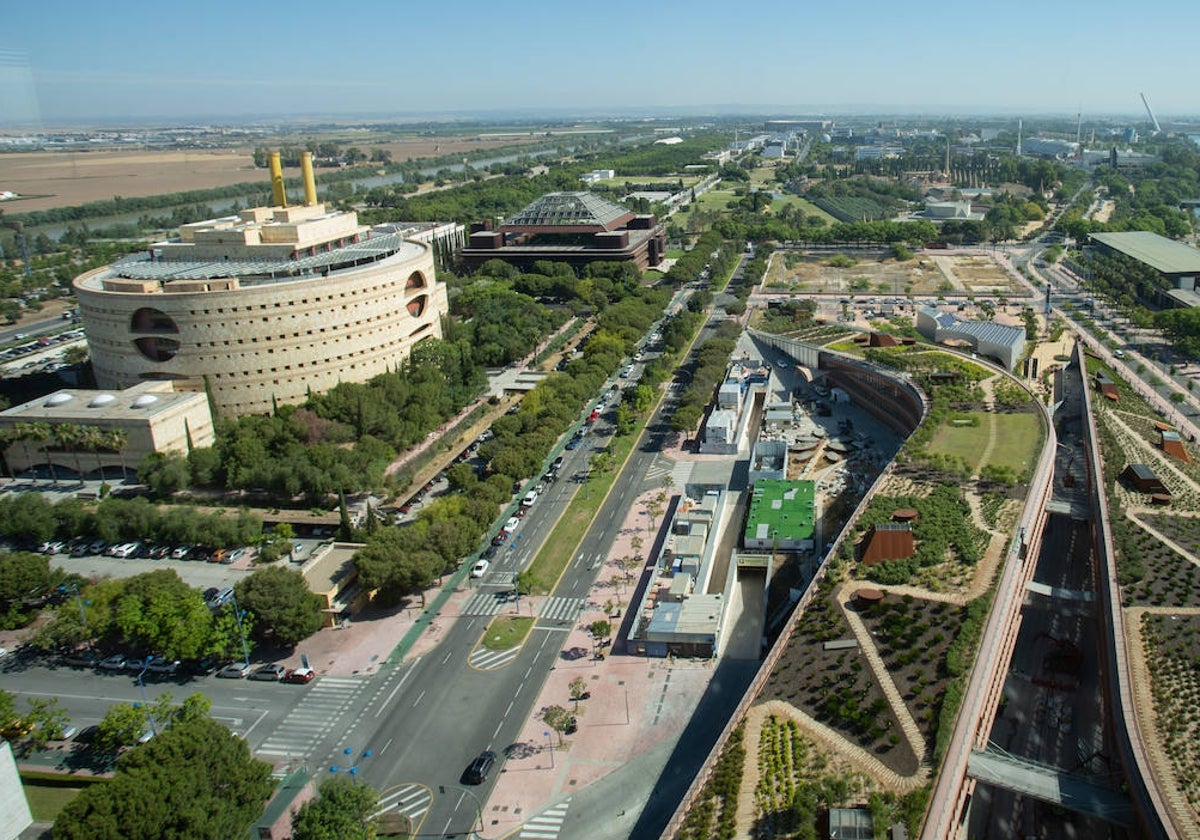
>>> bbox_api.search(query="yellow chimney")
[268,152,287,207]
[300,151,318,206]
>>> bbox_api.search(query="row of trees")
[32,560,323,657]
[0,492,262,551]
[0,422,129,481]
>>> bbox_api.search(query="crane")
[1139,92,1162,135]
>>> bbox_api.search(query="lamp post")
[228,592,251,668]
[329,745,373,784]
[137,656,158,736]
[544,730,554,769]
[59,584,90,642]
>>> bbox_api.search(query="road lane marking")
[376,661,417,717]
[412,689,426,707]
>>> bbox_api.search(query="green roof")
[1090,231,1200,275]
[744,479,815,543]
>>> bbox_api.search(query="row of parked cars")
[36,538,249,564]
[56,649,314,684]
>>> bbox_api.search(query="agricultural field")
[761,251,1027,298]
[0,133,548,213]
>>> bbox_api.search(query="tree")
[112,569,215,660]
[291,775,380,840]
[542,704,573,747]
[588,620,612,645]
[22,697,71,751]
[94,702,149,753]
[568,676,589,711]
[234,566,324,646]
[54,715,273,840]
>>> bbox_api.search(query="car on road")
[282,667,315,684]
[249,664,287,681]
[461,750,497,785]
[480,544,498,561]
[471,559,490,578]
[217,662,252,679]
[522,490,538,508]
[98,654,128,671]
[502,516,520,535]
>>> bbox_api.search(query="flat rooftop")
[1090,231,1200,275]
[744,479,815,543]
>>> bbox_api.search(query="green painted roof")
[744,479,815,543]
[1090,231,1200,275]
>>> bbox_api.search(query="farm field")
[0,134,549,213]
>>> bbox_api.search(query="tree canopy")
[54,715,272,840]
[235,567,325,646]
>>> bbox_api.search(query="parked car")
[471,559,490,578]
[61,651,99,668]
[522,490,538,508]
[170,545,192,560]
[207,587,234,608]
[98,654,128,671]
[87,539,108,555]
[146,658,181,677]
[461,750,497,785]
[502,516,520,535]
[249,664,286,682]
[282,667,315,684]
[217,662,252,679]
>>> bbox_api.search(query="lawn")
[23,778,88,821]
[927,411,1042,475]
[481,615,535,651]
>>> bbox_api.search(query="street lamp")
[544,730,554,769]
[59,583,90,642]
[329,745,373,784]
[228,593,251,668]
[137,656,158,736]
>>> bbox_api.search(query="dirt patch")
[0,134,550,214]
[762,251,1027,298]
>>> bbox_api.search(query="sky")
[2,0,1197,126]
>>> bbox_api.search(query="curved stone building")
[74,204,447,418]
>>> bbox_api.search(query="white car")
[471,559,490,578]
[501,516,520,535]
[522,490,538,508]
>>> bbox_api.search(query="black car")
[481,544,498,561]
[461,750,497,785]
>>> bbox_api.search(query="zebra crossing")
[461,588,513,616]
[255,676,368,760]
[644,455,690,489]
[371,783,432,825]
[539,596,586,622]
[469,645,521,671]
[518,798,572,839]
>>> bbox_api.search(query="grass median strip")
[482,615,536,651]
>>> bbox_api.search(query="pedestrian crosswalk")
[645,455,690,490]
[539,596,586,622]
[519,798,571,839]
[469,645,521,671]
[371,783,432,825]
[255,676,368,760]
[461,588,514,616]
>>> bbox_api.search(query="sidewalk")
[479,488,719,839]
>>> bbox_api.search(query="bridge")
[967,745,1135,827]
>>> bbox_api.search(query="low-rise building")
[743,479,815,552]
[0,381,213,480]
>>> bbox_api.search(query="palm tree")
[28,421,55,484]
[81,425,105,482]
[105,428,129,481]
[53,423,85,485]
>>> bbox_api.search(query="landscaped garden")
[1141,612,1200,816]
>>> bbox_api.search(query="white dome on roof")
[44,392,74,407]
[131,394,159,408]
[88,394,116,407]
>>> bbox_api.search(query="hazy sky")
[3,0,1195,125]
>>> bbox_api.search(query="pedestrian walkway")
[461,589,511,616]
[254,676,369,760]
[370,782,432,825]
[518,798,572,839]
[644,454,691,489]
[538,596,586,623]
[469,646,521,671]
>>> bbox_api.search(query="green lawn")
[768,195,838,224]
[481,615,535,651]
[927,411,1042,475]
[24,779,87,821]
